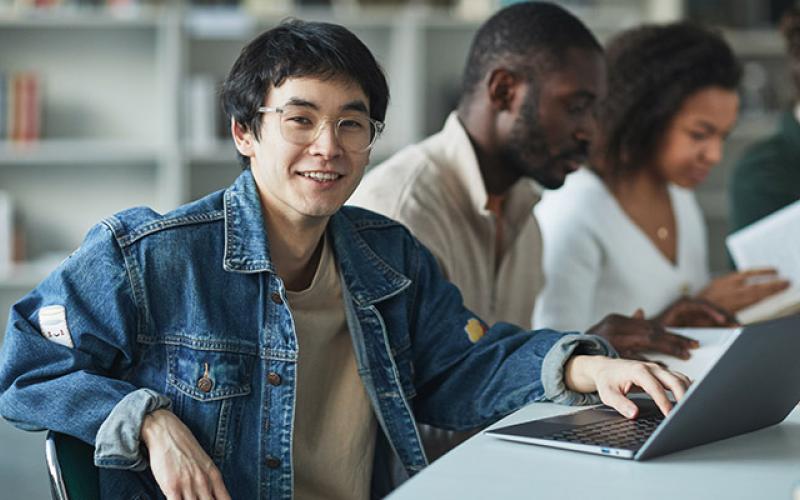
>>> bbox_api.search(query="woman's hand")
[699,268,789,313]
[564,355,691,418]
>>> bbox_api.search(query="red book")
[11,74,23,142]
[24,73,40,142]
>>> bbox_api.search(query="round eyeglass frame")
[257,106,385,153]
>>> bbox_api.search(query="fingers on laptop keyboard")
[650,366,690,401]
[630,365,676,417]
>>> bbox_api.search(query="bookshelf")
[0,1,793,332]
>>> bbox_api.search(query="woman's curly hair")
[595,22,742,175]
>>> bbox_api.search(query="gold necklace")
[656,226,669,240]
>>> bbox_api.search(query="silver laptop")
[486,313,800,460]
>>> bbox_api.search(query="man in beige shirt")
[349,5,724,354]
[351,111,544,328]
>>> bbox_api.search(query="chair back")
[45,431,100,500]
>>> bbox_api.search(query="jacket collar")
[222,170,410,305]
[222,170,275,274]
[328,210,411,307]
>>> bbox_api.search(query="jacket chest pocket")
[166,342,255,465]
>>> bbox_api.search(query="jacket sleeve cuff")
[541,334,618,406]
[93,388,172,471]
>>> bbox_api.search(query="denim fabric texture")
[94,388,171,471]
[0,170,612,499]
[542,335,616,405]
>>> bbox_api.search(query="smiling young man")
[1,18,691,500]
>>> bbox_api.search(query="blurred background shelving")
[0,0,795,327]
[0,1,796,494]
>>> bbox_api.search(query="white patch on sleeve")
[38,305,74,348]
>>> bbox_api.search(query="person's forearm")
[94,388,172,470]
[564,355,600,393]
[140,409,172,447]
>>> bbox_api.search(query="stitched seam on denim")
[286,335,298,500]
[95,457,138,466]
[262,348,299,361]
[118,211,225,247]
[167,375,252,401]
[213,398,232,463]
[341,212,411,281]
[390,342,412,357]
[137,334,258,355]
[369,304,428,466]
[223,189,234,270]
[330,213,411,306]
[407,236,423,336]
[346,299,404,470]
[101,218,150,341]
[346,214,403,230]
[165,344,253,401]
[353,232,405,279]
[228,264,270,272]
[393,350,417,398]
[222,189,272,272]
[351,232,412,303]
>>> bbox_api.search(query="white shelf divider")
[0,139,161,165]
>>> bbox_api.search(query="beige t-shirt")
[287,236,377,500]
[349,112,544,328]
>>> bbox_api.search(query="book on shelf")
[1,71,42,142]
[0,72,6,140]
[726,199,800,324]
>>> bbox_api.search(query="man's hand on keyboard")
[564,356,692,418]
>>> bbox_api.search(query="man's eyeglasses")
[257,105,385,153]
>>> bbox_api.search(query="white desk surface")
[388,403,800,500]
[390,328,800,499]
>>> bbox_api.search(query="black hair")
[597,22,742,175]
[459,1,601,103]
[221,19,390,169]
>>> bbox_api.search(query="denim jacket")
[0,170,612,499]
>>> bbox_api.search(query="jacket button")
[271,292,283,305]
[267,372,282,386]
[197,376,213,393]
[266,456,281,469]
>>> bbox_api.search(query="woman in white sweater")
[535,23,789,333]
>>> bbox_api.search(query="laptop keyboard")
[543,413,665,450]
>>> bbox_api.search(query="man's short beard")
[502,89,563,189]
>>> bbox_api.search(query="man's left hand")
[587,309,699,360]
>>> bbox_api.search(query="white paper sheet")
[726,199,800,323]
[727,199,800,275]
[643,327,740,381]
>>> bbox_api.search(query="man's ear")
[486,68,520,112]
[231,118,256,157]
